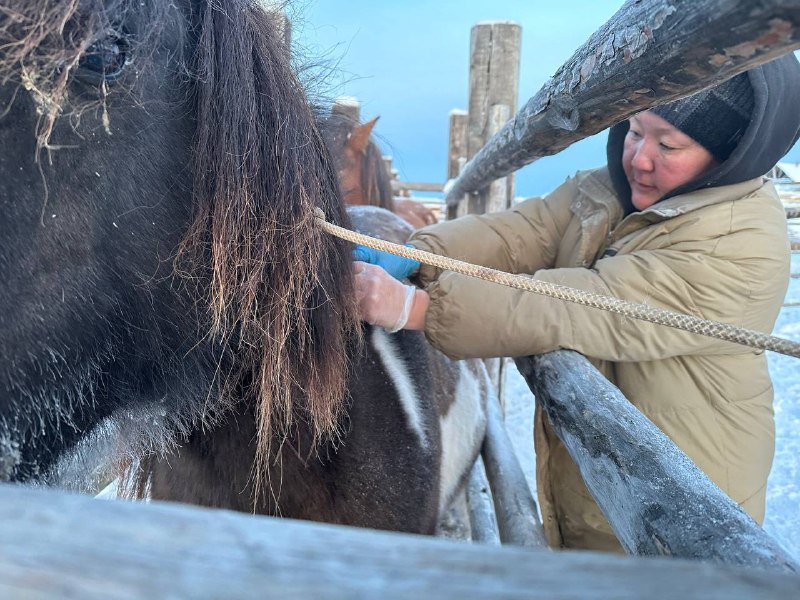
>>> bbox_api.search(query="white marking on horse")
[371,329,428,448]
[438,360,489,512]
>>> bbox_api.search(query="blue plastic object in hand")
[352,244,420,279]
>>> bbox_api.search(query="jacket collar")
[610,176,764,241]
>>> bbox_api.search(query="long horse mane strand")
[177,0,359,501]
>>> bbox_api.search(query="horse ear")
[347,117,379,154]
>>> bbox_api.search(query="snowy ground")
[504,247,800,561]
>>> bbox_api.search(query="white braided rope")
[316,210,800,359]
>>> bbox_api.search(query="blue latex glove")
[352,244,420,280]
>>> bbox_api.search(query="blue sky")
[294,1,800,199]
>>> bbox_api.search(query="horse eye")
[76,35,130,84]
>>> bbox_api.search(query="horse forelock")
[174,0,360,499]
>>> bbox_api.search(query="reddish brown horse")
[321,113,438,229]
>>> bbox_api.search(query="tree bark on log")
[514,350,799,572]
[445,0,800,206]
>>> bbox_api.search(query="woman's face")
[622,111,718,211]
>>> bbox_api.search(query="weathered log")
[3,484,800,599]
[447,110,469,220]
[514,350,799,572]
[466,455,501,544]
[460,22,520,216]
[481,393,547,548]
[445,0,800,205]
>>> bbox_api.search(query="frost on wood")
[514,350,799,572]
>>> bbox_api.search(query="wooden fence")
[3,483,800,599]
[3,2,800,595]
[444,0,800,207]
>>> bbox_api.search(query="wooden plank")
[481,394,547,548]
[445,0,800,205]
[2,484,800,599]
[514,350,799,572]
[447,110,469,180]
[390,181,445,193]
[486,105,512,215]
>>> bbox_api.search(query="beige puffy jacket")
[410,167,790,550]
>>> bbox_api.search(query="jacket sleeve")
[423,239,786,361]
[409,176,577,286]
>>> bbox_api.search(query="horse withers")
[0,0,485,533]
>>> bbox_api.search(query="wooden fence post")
[461,22,521,400]
[259,1,291,52]
[446,110,468,221]
[382,155,393,174]
[459,21,521,217]
[332,96,361,123]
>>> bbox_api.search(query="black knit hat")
[652,73,754,162]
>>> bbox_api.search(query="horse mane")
[177,1,360,496]
[362,134,395,212]
[1,0,361,499]
[320,111,396,211]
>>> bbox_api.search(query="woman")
[353,54,800,550]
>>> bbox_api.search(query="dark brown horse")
[0,0,485,533]
[321,112,439,229]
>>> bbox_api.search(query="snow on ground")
[763,250,800,559]
[503,249,800,561]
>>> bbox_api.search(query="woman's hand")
[352,244,420,279]
[353,261,428,331]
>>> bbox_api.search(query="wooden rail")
[514,350,799,573]
[3,483,800,598]
[445,0,800,205]
[390,181,445,193]
[462,392,546,548]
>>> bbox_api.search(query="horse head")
[320,112,396,211]
[0,0,358,488]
